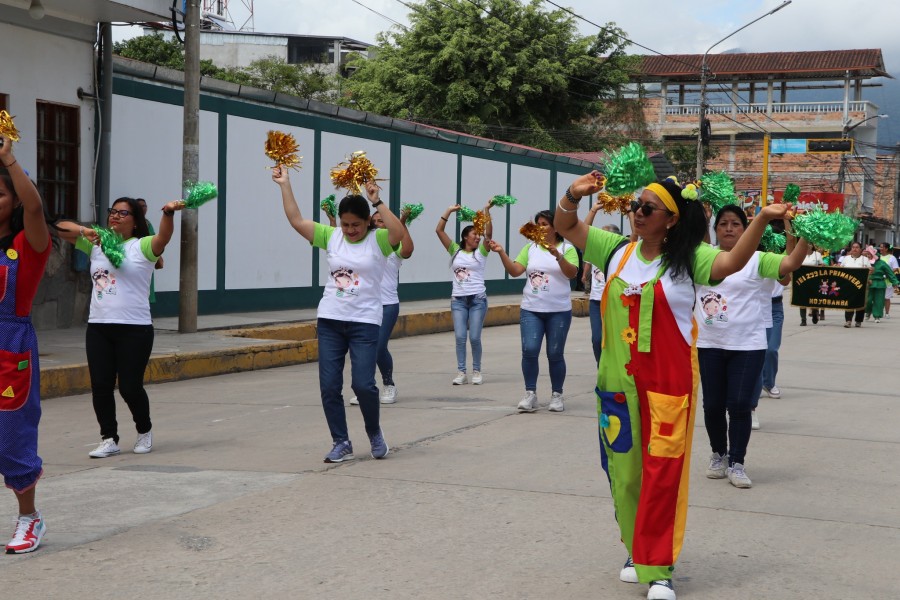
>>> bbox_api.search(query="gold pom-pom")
[331,151,379,194]
[0,110,21,142]
[264,130,302,170]
[473,210,491,236]
[520,222,547,248]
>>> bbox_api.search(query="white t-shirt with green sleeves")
[448,242,489,297]
[583,227,721,347]
[696,250,783,351]
[313,223,395,326]
[77,235,160,325]
[514,241,579,313]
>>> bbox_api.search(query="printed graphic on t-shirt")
[700,290,727,324]
[92,267,118,300]
[453,267,471,285]
[331,267,360,298]
[592,267,606,286]
[528,269,549,294]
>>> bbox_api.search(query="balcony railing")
[665,100,872,116]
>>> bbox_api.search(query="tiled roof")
[634,49,890,82]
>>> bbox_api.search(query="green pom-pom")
[700,171,739,213]
[603,142,657,196]
[760,225,787,253]
[320,195,336,218]
[791,205,859,251]
[490,194,518,207]
[457,206,477,222]
[783,184,801,204]
[93,226,125,268]
[401,203,424,223]
[183,181,218,209]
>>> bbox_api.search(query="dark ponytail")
[658,178,708,281]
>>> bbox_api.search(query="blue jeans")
[317,318,381,442]
[588,299,602,366]
[377,303,400,386]
[698,347,766,466]
[451,295,487,373]
[520,309,572,393]
[752,297,784,408]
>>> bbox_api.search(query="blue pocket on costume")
[597,388,632,453]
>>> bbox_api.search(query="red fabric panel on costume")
[628,279,694,568]
[12,232,51,317]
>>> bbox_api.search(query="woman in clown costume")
[554,173,792,600]
[0,133,52,554]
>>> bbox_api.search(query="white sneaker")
[517,391,538,413]
[5,511,45,554]
[727,463,753,488]
[548,391,565,412]
[619,555,639,583]
[88,438,121,458]
[706,452,727,479]
[380,385,397,404]
[764,385,781,399]
[349,396,359,405]
[452,371,468,385]
[134,431,153,454]
[647,579,676,600]
[471,371,483,385]
[751,411,760,430]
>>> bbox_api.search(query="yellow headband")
[645,183,679,216]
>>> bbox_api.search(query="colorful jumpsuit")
[584,230,719,584]
[0,232,50,493]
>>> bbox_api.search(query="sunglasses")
[107,208,133,217]
[630,200,672,217]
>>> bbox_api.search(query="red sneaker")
[6,512,46,554]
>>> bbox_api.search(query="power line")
[349,0,407,29]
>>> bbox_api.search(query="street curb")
[40,297,590,399]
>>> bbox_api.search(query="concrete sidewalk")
[38,293,568,398]
[1,306,897,599]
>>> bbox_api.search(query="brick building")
[630,49,897,245]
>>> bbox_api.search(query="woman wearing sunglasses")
[553,174,793,600]
[56,196,184,458]
[695,205,806,490]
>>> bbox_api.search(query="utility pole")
[179,0,200,333]
[760,133,770,207]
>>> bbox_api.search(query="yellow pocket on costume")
[646,390,689,458]
[0,349,32,412]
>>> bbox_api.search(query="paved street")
[1,312,897,599]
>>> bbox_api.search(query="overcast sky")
[128,1,900,140]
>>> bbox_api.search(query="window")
[36,101,79,219]
[0,94,8,111]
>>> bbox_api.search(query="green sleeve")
[563,245,579,267]
[691,243,723,286]
[757,251,784,280]
[375,228,396,257]
[75,236,93,255]
[448,241,460,256]
[478,242,489,257]
[139,236,160,262]
[583,227,628,271]
[514,245,530,267]
[312,223,335,250]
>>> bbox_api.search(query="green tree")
[664,141,720,181]
[113,36,341,102]
[113,33,185,70]
[345,0,635,151]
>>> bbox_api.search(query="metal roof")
[634,49,891,83]
[112,56,601,171]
